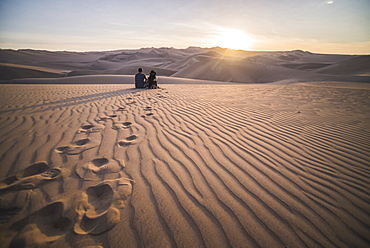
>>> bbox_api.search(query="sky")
[0,0,369,54]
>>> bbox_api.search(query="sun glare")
[212,29,254,51]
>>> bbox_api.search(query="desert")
[0,47,369,247]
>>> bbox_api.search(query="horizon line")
[1,46,368,55]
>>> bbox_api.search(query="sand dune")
[0,63,65,80]
[1,47,369,83]
[0,82,369,247]
[5,75,236,85]
[316,55,370,76]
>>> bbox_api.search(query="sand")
[0,47,369,247]
[0,81,369,247]
[1,48,370,83]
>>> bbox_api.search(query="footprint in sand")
[118,135,137,147]
[126,135,137,141]
[78,124,104,134]
[0,162,64,191]
[122,122,132,129]
[0,163,66,227]
[76,158,125,181]
[3,180,131,245]
[1,165,131,246]
[55,138,97,155]
[86,184,114,214]
[99,115,117,121]
[0,162,48,189]
[113,121,132,130]
[79,124,94,132]
[0,189,28,224]
[141,113,154,118]
[0,207,23,225]
[7,202,72,247]
[113,120,133,130]
[74,178,131,235]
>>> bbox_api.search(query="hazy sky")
[0,0,369,54]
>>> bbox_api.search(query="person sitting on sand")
[135,68,147,88]
[148,70,158,89]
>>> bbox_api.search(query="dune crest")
[1,47,369,83]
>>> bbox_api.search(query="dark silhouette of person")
[135,68,147,88]
[148,70,157,89]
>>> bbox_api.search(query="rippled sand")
[0,82,369,247]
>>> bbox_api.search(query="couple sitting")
[135,68,158,89]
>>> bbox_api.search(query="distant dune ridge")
[0,47,369,83]
[0,47,369,247]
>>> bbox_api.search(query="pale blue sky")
[0,0,369,54]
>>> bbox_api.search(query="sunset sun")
[212,29,254,50]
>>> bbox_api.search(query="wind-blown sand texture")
[0,82,369,247]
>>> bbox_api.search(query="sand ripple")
[0,83,369,247]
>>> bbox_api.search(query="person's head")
[138,68,143,73]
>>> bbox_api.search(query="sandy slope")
[1,48,369,83]
[0,82,369,247]
[5,75,236,85]
[316,55,370,76]
[0,63,65,80]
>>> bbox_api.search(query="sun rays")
[211,28,254,51]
